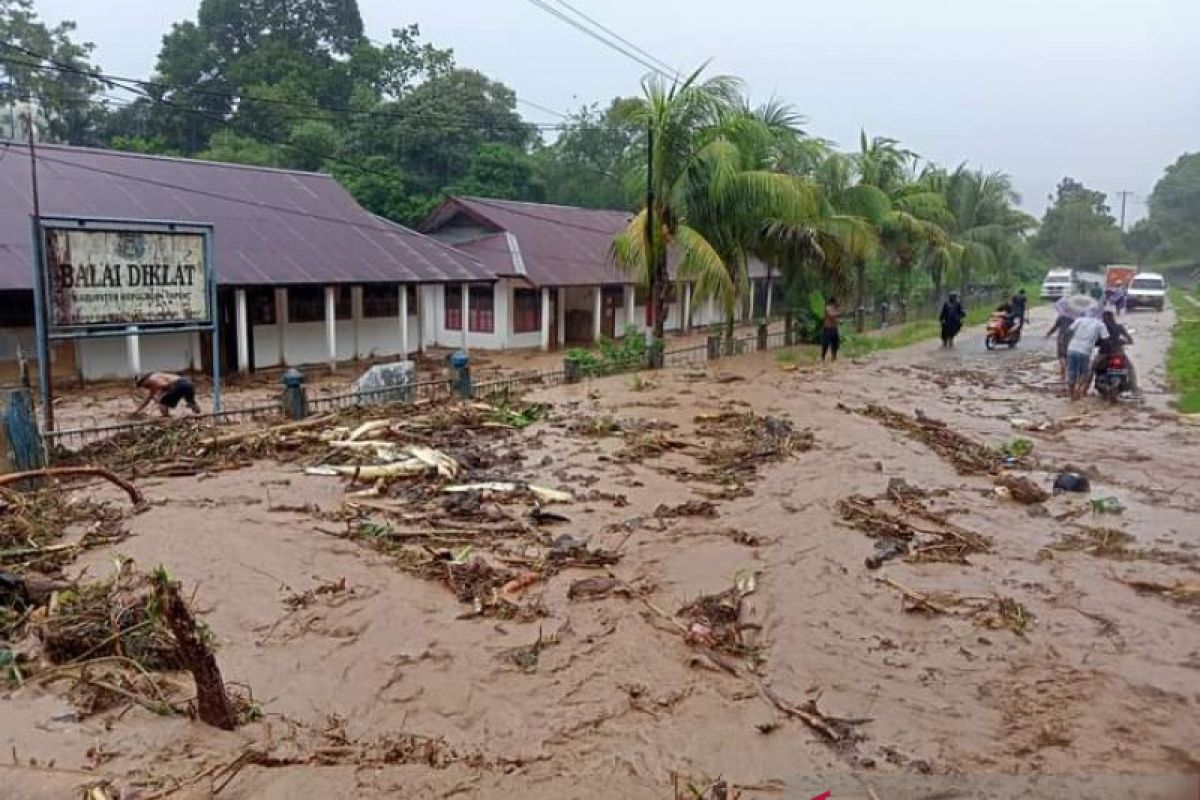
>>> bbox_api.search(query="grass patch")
[1166,288,1200,413]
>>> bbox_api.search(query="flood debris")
[1,488,130,575]
[1053,472,1091,493]
[693,412,813,484]
[8,560,251,727]
[847,404,1003,474]
[760,683,868,746]
[1120,579,1200,607]
[838,486,992,565]
[677,574,760,659]
[567,576,621,601]
[993,474,1050,504]
[877,577,1034,635]
[655,500,719,519]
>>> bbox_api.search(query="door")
[601,287,621,338]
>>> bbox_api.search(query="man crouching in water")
[132,372,201,418]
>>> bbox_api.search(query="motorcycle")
[985,313,1021,350]
[1094,352,1131,403]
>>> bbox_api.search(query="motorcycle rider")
[1011,288,1029,329]
[1094,309,1137,393]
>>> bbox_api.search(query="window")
[444,285,462,330]
[469,286,494,333]
[513,288,541,334]
[287,286,350,323]
[288,286,324,323]
[248,287,275,325]
[0,291,34,327]
[363,284,399,319]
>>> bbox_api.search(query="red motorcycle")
[985,313,1021,350]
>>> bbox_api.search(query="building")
[420,196,780,351]
[0,142,494,381]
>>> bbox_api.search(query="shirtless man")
[132,372,201,417]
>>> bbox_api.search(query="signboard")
[43,225,210,329]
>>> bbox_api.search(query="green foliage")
[567,326,649,376]
[1123,218,1162,266]
[997,437,1034,458]
[1166,288,1200,413]
[0,0,105,144]
[1032,177,1128,269]
[449,143,544,202]
[534,100,640,210]
[1148,153,1200,262]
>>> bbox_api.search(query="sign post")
[32,217,221,425]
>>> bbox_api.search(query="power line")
[0,46,574,132]
[547,0,677,77]
[518,0,670,78]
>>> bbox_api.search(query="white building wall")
[78,332,196,380]
[253,325,280,370]
[423,283,504,350]
[283,321,331,366]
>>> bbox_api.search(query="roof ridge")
[7,140,336,180]
[460,195,632,216]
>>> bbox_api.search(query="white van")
[1040,269,1074,300]
[1126,272,1167,311]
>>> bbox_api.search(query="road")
[3,304,1197,799]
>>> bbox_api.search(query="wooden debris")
[993,474,1049,504]
[154,572,237,730]
[851,404,1003,474]
[0,467,144,507]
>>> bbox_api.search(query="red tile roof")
[0,141,492,290]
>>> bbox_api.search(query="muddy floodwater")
[2,306,1198,799]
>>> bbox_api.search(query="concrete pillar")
[592,286,603,343]
[683,283,693,333]
[417,285,427,353]
[556,288,566,347]
[540,287,551,351]
[126,326,141,378]
[460,282,469,350]
[623,285,635,334]
[274,288,288,365]
[234,288,250,372]
[324,285,337,371]
[765,280,774,320]
[399,284,409,357]
[351,285,363,360]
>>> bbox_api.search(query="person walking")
[1044,313,1074,382]
[939,293,966,347]
[1065,315,1109,401]
[821,297,841,362]
[1011,288,1029,329]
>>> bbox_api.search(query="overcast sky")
[36,0,1200,220]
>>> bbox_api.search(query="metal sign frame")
[30,216,223,429]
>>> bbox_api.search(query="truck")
[1040,268,1074,300]
[1126,272,1167,311]
[1104,265,1138,290]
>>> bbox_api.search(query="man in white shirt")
[1066,316,1109,400]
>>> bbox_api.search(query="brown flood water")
[2,306,1198,799]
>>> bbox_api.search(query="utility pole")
[24,108,54,431]
[1116,190,1133,232]
[644,123,656,351]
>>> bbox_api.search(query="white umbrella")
[1055,295,1100,319]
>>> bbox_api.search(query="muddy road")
[2,305,1198,799]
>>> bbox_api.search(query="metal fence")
[28,298,1005,461]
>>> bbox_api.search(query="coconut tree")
[613,69,824,347]
[611,66,739,348]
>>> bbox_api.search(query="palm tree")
[611,66,739,347]
[920,165,1036,299]
[613,69,823,346]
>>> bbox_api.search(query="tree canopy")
[1032,177,1127,269]
[1147,153,1200,262]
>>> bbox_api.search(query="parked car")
[1040,269,1074,300]
[1126,272,1167,311]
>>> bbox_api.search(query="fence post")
[706,335,721,360]
[280,368,309,420]
[450,350,474,399]
[564,356,582,384]
[3,387,45,472]
[784,313,795,346]
[757,322,768,351]
[855,306,866,333]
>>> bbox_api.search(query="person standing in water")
[1044,313,1074,382]
[821,297,841,362]
[132,372,201,418]
[939,292,966,347]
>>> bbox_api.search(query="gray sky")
[37,0,1200,220]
